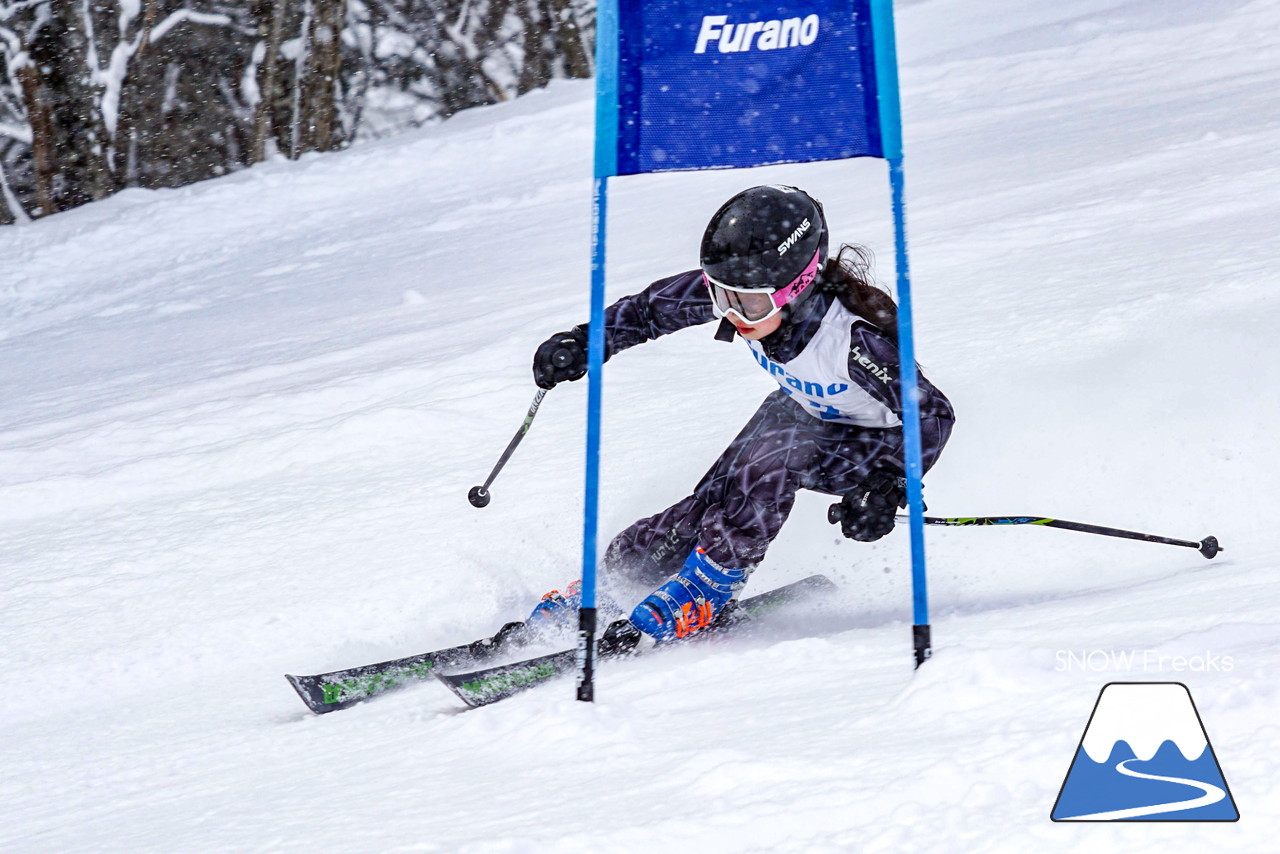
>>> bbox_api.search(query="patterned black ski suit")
[597,270,955,587]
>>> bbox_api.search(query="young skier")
[527,185,954,645]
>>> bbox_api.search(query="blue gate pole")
[578,0,619,702]
[888,157,931,668]
[871,0,931,667]
[577,176,608,702]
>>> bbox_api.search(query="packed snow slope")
[3,0,1278,851]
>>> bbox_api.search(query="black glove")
[532,326,589,389]
[828,469,908,542]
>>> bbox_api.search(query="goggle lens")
[709,285,778,323]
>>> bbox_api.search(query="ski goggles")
[703,247,821,325]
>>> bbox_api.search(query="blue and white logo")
[1051,682,1239,821]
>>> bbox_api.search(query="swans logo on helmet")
[777,218,812,256]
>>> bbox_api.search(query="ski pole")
[898,514,1222,559]
[468,349,575,508]
[468,389,547,507]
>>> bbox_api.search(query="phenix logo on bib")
[695,14,821,54]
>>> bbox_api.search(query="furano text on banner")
[693,14,821,53]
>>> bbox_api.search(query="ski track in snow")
[2,0,1279,851]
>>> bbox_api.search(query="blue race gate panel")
[614,0,883,174]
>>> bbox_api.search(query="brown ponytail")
[821,244,899,343]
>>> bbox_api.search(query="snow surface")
[3,0,1279,850]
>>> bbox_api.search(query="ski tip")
[435,671,484,708]
[285,673,345,715]
[435,668,527,709]
[285,673,321,713]
[284,673,310,699]
[436,650,575,708]
[772,574,837,599]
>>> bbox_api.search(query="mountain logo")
[1051,682,1239,821]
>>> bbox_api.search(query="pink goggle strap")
[771,247,822,309]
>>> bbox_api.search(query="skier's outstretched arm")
[532,270,715,389]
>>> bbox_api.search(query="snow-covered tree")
[0,0,593,221]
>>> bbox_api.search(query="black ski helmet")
[700,185,828,297]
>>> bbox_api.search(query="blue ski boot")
[526,580,621,634]
[629,546,753,642]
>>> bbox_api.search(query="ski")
[438,574,837,708]
[285,620,529,714]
